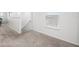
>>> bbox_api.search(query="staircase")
[7,12,31,33]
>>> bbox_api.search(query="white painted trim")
[46,25,61,30]
[33,29,79,46]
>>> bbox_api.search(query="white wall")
[77,13,79,43]
[32,12,79,45]
[21,12,32,32]
[21,12,32,29]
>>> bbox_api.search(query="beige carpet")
[0,24,78,47]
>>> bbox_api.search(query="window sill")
[46,25,61,30]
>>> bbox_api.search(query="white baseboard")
[33,29,79,46]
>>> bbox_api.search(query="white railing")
[7,12,31,33]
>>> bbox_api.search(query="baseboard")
[33,29,79,46]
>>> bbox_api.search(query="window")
[46,12,61,29]
[46,15,59,27]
